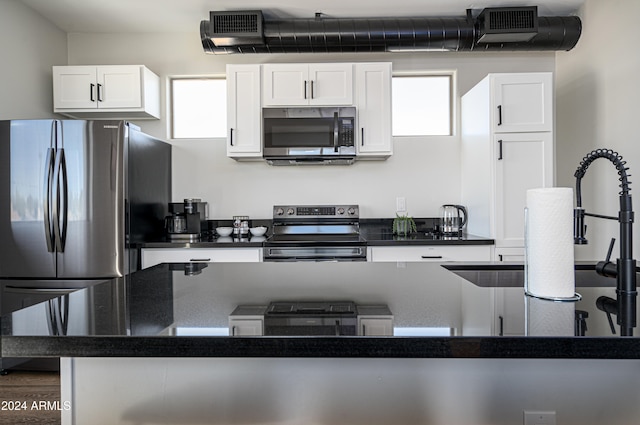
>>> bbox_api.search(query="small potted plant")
[392,213,417,237]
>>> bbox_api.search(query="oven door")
[263,245,366,262]
[264,316,357,336]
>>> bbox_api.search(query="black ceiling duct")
[200,8,581,54]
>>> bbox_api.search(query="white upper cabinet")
[461,72,554,251]
[262,63,353,106]
[53,65,160,119]
[355,63,392,157]
[491,73,553,133]
[226,64,262,157]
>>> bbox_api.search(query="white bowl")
[250,226,268,237]
[216,227,233,237]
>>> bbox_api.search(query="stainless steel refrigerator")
[0,119,171,369]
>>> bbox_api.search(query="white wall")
[0,0,67,119]
[556,0,640,261]
[67,32,554,219]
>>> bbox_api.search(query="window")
[171,78,226,139]
[392,74,452,136]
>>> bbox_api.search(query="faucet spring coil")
[574,148,632,196]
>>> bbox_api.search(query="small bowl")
[250,226,268,237]
[216,227,233,237]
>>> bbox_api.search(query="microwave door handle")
[333,112,339,152]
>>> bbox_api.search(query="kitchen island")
[3,261,640,424]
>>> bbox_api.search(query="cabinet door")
[141,248,262,269]
[227,65,262,156]
[369,245,492,262]
[494,132,553,248]
[492,73,553,133]
[494,247,525,262]
[53,66,98,109]
[359,318,393,336]
[495,288,525,336]
[308,63,353,105]
[97,66,142,109]
[229,319,263,336]
[355,63,392,155]
[262,64,308,106]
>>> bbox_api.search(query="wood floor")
[0,371,61,424]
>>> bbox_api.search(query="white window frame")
[169,75,227,140]
[391,71,457,138]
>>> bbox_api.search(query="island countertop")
[2,261,639,359]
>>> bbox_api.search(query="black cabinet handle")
[498,140,503,160]
[230,128,234,146]
[361,128,364,146]
[498,254,503,261]
[189,258,211,262]
[310,80,314,99]
[497,105,503,126]
[97,84,103,102]
[304,81,308,99]
[499,315,504,336]
[90,83,95,102]
[421,255,443,259]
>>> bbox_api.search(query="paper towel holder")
[524,204,582,302]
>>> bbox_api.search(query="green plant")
[392,213,417,236]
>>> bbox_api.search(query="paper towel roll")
[526,295,575,336]
[525,187,576,299]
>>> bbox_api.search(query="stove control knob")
[275,208,284,216]
[287,208,295,216]
[337,207,345,215]
[347,207,357,215]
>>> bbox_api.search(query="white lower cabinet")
[368,245,492,262]
[358,317,394,336]
[357,305,394,336]
[494,247,525,262]
[494,288,526,336]
[141,248,262,269]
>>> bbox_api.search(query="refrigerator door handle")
[52,148,68,252]
[46,295,69,336]
[43,147,55,252]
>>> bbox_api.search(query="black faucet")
[573,149,636,336]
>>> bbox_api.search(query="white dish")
[216,227,233,237]
[250,226,268,236]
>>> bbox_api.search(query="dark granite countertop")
[141,218,494,248]
[3,261,640,359]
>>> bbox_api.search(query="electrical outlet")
[524,411,556,425]
[396,197,406,212]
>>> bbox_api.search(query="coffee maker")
[165,198,208,242]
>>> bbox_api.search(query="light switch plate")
[396,197,406,213]
[524,411,556,425]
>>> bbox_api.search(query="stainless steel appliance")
[264,301,358,336]
[263,107,356,165]
[166,198,207,242]
[440,204,468,235]
[0,119,171,370]
[263,204,366,262]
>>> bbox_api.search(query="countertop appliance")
[263,204,366,262]
[440,204,467,235]
[0,119,171,370]
[263,107,356,165]
[166,198,207,242]
[264,301,358,336]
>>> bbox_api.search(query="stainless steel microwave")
[263,107,356,165]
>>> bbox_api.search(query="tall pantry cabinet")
[461,73,554,262]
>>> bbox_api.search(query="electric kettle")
[440,204,467,235]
